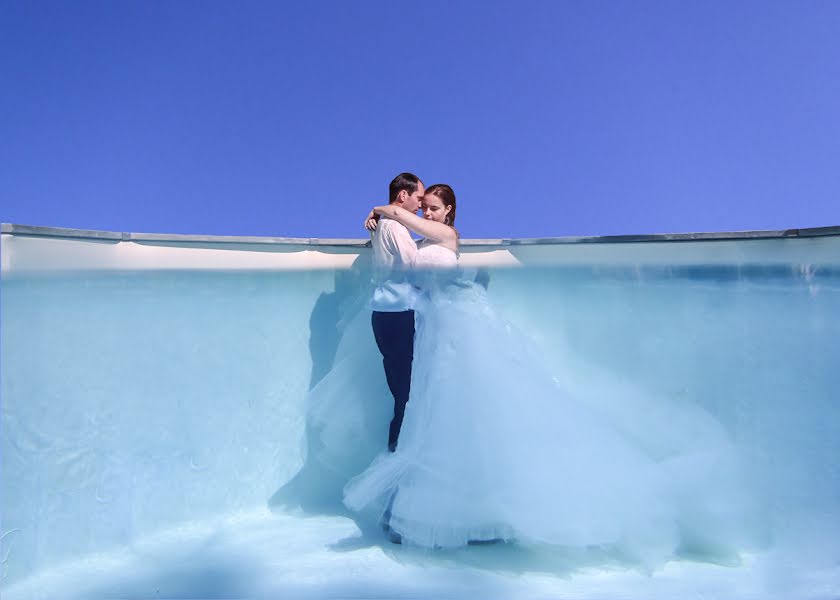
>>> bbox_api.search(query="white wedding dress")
[336,242,762,560]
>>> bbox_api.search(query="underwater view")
[2,243,839,598]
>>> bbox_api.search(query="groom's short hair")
[389,172,422,203]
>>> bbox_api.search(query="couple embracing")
[294,173,762,561]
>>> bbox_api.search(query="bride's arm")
[363,208,379,231]
[371,205,456,242]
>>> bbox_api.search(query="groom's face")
[399,182,425,214]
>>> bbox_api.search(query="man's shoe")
[467,537,504,546]
[387,530,402,544]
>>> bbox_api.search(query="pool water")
[2,263,839,599]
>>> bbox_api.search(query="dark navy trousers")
[371,310,415,452]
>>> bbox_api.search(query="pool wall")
[4,222,840,273]
[2,223,840,589]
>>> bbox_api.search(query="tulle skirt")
[340,281,763,561]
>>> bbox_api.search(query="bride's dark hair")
[425,184,457,227]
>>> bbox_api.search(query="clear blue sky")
[2,1,838,239]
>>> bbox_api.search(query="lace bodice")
[410,242,460,292]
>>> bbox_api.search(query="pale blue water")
[2,263,839,599]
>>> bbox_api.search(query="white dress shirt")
[369,217,419,312]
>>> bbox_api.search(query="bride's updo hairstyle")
[425,184,457,227]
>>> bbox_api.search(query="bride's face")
[421,194,451,223]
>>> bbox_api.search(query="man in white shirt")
[370,172,425,452]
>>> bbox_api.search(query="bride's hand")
[364,208,379,231]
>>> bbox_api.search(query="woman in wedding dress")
[340,184,763,562]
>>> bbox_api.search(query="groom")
[370,172,425,452]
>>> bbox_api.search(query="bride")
[340,184,763,562]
